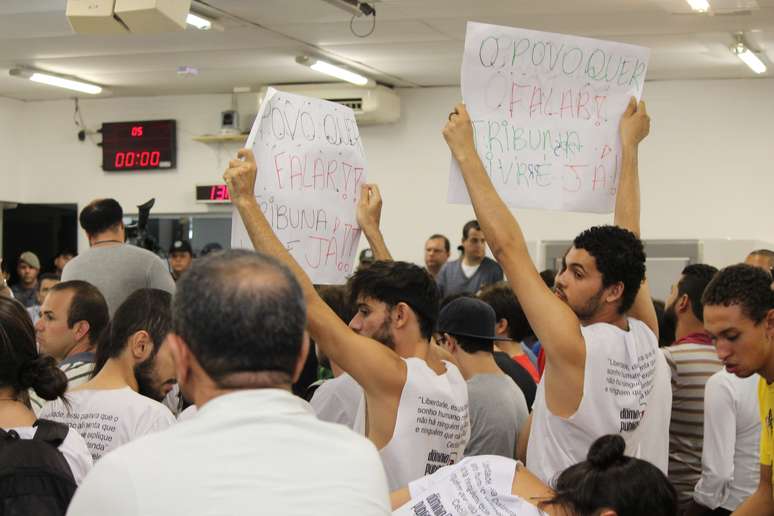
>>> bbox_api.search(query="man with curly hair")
[701,264,774,515]
[224,172,469,491]
[442,97,672,484]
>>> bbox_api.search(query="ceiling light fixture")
[296,56,372,86]
[685,0,710,12]
[731,37,767,74]
[186,12,212,30]
[9,68,104,95]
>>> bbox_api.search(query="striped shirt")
[662,335,722,506]
[30,352,96,414]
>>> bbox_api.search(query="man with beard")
[443,98,671,483]
[39,289,176,461]
[225,159,470,490]
[660,264,721,508]
[12,251,41,307]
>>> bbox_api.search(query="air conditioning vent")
[257,83,400,125]
[332,98,364,111]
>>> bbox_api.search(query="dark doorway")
[2,204,78,282]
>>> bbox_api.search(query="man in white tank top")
[442,98,671,484]
[226,157,470,490]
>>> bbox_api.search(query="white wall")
[364,80,774,266]
[0,97,23,202]
[5,78,774,264]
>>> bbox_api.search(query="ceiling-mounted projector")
[66,0,191,35]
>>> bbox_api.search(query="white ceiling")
[0,0,772,100]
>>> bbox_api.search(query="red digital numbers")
[209,184,230,201]
[131,126,143,137]
[113,151,161,169]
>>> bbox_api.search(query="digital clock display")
[195,184,231,203]
[102,120,176,171]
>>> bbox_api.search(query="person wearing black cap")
[437,297,529,458]
[168,240,194,281]
[225,152,470,491]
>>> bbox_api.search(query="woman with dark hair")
[0,297,92,485]
[391,434,678,516]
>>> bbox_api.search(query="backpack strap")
[0,427,20,441]
[32,419,69,447]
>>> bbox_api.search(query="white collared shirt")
[67,388,391,516]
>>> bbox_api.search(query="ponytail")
[0,296,67,401]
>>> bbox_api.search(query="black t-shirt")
[493,351,536,411]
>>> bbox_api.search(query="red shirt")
[675,331,713,346]
[512,354,540,383]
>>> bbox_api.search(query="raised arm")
[615,97,658,336]
[442,105,585,375]
[224,150,405,398]
[356,183,392,261]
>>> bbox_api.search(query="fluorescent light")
[310,60,369,86]
[186,12,212,30]
[685,0,710,12]
[731,42,767,74]
[29,72,102,94]
[296,56,370,86]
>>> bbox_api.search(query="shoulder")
[133,393,176,423]
[705,370,734,396]
[440,259,461,274]
[66,447,140,516]
[482,257,503,270]
[38,397,65,417]
[58,426,94,484]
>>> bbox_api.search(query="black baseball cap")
[437,297,507,341]
[169,240,193,255]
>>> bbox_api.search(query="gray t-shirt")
[436,257,503,298]
[464,373,529,458]
[62,244,175,315]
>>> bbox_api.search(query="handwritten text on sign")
[231,87,366,283]
[448,22,650,213]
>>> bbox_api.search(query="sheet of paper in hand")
[448,22,650,213]
[230,87,367,284]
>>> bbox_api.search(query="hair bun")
[17,355,67,401]
[587,434,626,470]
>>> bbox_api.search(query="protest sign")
[448,22,650,213]
[231,87,366,284]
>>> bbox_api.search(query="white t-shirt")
[694,371,760,511]
[527,318,671,483]
[39,387,176,462]
[9,424,93,484]
[311,373,363,429]
[460,262,480,279]
[66,389,391,516]
[355,358,470,491]
[176,405,197,422]
[394,456,544,516]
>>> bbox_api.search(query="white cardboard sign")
[448,22,650,213]
[231,87,366,284]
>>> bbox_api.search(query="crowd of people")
[1,99,773,516]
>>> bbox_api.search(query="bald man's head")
[746,249,774,273]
